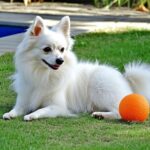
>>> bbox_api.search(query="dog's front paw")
[24,114,38,121]
[3,111,17,120]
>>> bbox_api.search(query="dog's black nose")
[56,58,64,65]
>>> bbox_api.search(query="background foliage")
[39,0,150,9]
[92,0,150,8]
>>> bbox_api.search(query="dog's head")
[19,16,73,70]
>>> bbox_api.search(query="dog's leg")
[3,109,20,120]
[24,105,72,121]
[3,95,28,120]
[92,111,121,119]
[3,107,26,120]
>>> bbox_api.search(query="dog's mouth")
[42,59,60,70]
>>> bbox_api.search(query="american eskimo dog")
[3,16,150,121]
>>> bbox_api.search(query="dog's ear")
[30,16,44,36]
[52,16,70,37]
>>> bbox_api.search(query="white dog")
[3,16,150,121]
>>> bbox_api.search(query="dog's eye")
[43,47,52,53]
[60,47,64,53]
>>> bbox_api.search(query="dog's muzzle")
[42,58,64,70]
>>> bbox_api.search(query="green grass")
[1,30,150,150]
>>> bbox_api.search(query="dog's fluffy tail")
[124,62,150,101]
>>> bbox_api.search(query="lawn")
[0,30,150,150]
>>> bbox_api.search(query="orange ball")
[119,94,149,122]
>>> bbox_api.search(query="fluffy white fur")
[3,16,150,121]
